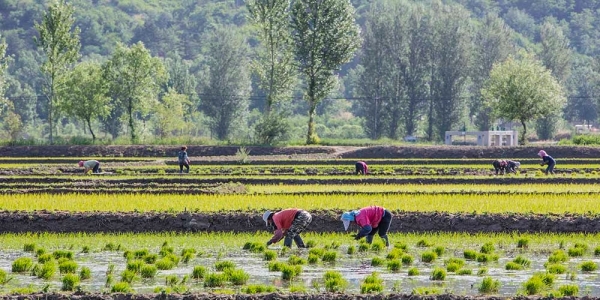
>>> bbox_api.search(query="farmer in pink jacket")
[263,208,312,248]
[355,161,368,175]
[341,206,392,246]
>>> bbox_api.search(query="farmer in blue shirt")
[538,150,556,175]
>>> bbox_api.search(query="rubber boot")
[381,235,390,247]
[283,236,293,248]
[365,235,374,244]
[294,235,306,248]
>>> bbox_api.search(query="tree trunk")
[87,119,96,142]
[520,120,527,145]
[306,101,318,144]
[128,100,137,143]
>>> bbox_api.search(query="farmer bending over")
[505,160,521,174]
[492,159,507,175]
[263,208,312,248]
[538,150,556,175]
[79,160,100,174]
[341,206,392,247]
[355,161,368,175]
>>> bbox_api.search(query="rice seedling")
[371,241,385,252]
[79,267,91,280]
[430,267,446,281]
[52,250,73,260]
[307,254,319,264]
[505,262,523,270]
[347,245,355,255]
[143,254,158,264]
[386,248,403,260]
[401,254,414,265]
[517,238,529,249]
[242,284,276,294]
[34,261,57,280]
[288,255,306,265]
[386,259,402,272]
[358,243,370,252]
[412,286,442,295]
[81,246,90,253]
[580,261,598,272]
[523,273,554,295]
[480,242,495,254]
[134,249,149,258]
[545,263,566,274]
[463,249,477,260]
[111,282,132,293]
[548,250,568,263]
[477,267,488,275]
[360,272,384,294]
[305,240,316,248]
[478,277,500,294]
[513,255,531,268]
[263,250,277,261]
[595,246,600,256]
[23,243,35,252]
[289,284,306,293]
[140,265,157,279]
[323,271,347,292]
[59,260,78,274]
[433,246,445,256]
[38,253,53,264]
[309,248,325,257]
[322,251,337,263]
[165,275,179,286]
[421,251,437,263]
[12,257,33,273]
[191,266,206,280]
[281,265,302,281]
[204,273,227,288]
[61,274,80,291]
[226,269,249,285]
[215,260,236,271]
[371,257,384,267]
[120,270,136,283]
[416,239,433,247]
[558,284,579,296]
[408,267,419,276]
[242,242,265,253]
[457,269,472,275]
[267,261,286,272]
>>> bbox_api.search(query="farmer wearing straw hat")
[538,150,556,175]
[341,206,392,246]
[78,160,101,174]
[263,209,312,248]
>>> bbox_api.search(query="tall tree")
[34,0,80,144]
[482,54,566,145]
[247,0,296,144]
[0,36,22,141]
[103,42,166,143]
[201,26,250,140]
[59,61,109,142]
[290,0,361,144]
[429,2,472,141]
[471,13,513,131]
[564,57,599,125]
[152,89,190,139]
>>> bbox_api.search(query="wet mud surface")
[0,293,561,300]
[1,210,599,234]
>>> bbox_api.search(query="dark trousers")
[546,163,555,174]
[366,210,392,246]
[179,162,189,173]
[355,163,365,174]
[92,162,100,174]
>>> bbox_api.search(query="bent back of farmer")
[492,159,507,175]
[355,161,368,175]
[538,150,556,175]
[79,160,100,174]
[505,160,520,173]
[349,206,392,246]
[264,208,312,248]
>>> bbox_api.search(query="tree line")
[0,0,598,145]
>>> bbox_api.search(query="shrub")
[371,257,384,267]
[360,272,384,294]
[421,251,437,263]
[61,274,80,291]
[463,249,477,260]
[546,264,566,274]
[322,251,337,263]
[430,267,446,281]
[323,270,347,292]
[558,284,579,296]
[478,277,500,294]
[204,273,227,288]
[12,257,33,273]
[227,269,250,285]
[408,267,419,276]
[263,250,277,261]
[288,255,306,265]
[243,285,276,294]
[111,282,132,293]
[580,261,598,272]
[480,242,495,254]
[386,260,401,272]
[215,260,236,271]
[191,266,206,280]
[80,267,91,280]
[140,265,157,279]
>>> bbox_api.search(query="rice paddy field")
[2,145,600,298]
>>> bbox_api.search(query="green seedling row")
[1,192,600,214]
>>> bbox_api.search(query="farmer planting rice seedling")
[263,208,312,248]
[78,160,101,174]
[539,150,556,175]
[355,161,368,175]
[492,159,520,175]
[341,206,392,247]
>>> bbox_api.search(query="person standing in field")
[341,206,392,247]
[78,160,100,174]
[263,208,312,248]
[355,161,368,175]
[538,150,556,175]
[178,146,190,174]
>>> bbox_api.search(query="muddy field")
[0,211,599,234]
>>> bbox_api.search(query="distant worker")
[355,161,368,175]
[492,159,507,175]
[178,146,191,174]
[341,206,392,247]
[505,160,521,174]
[78,160,100,174]
[538,150,556,175]
[263,208,312,248]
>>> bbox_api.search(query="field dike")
[0,210,599,233]
[0,293,562,300]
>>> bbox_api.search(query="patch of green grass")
[323,270,347,292]
[478,277,500,294]
[11,257,33,273]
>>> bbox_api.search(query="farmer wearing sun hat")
[78,160,101,174]
[341,206,392,246]
[263,208,312,248]
[538,150,556,175]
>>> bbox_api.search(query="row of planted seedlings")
[1,233,600,295]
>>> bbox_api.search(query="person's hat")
[78,161,84,167]
[538,150,547,157]
[514,161,521,168]
[262,211,272,226]
[341,211,358,231]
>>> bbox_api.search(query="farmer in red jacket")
[341,206,392,247]
[263,208,312,248]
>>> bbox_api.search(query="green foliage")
[214,260,236,271]
[79,266,91,280]
[430,267,446,281]
[140,265,157,279]
[242,284,276,294]
[580,261,598,272]
[480,242,495,254]
[360,272,384,294]
[61,273,80,291]
[421,251,437,263]
[323,270,347,292]
[281,264,302,281]
[226,268,250,285]
[11,257,33,273]
[371,257,384,267]
[53,250,74,260]
[463,249,477,260]
[321,251,337,263]
[558,284,579,296]
[546,263,566,274]
[111,282,133,293]
[478,277,500,294]
[548,250,568,263]
[517,238,529,248]
[191,266,206,280]
[263,250,277,261]
[58,260,78,274]
[34,261,57,280]
[386,259,402,272]
[23,243,35,252]
[120,269,136,283]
